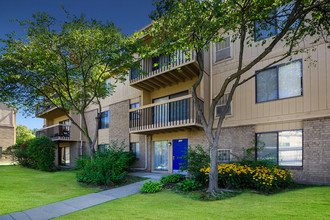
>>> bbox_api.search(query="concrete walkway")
[0,172,166,220]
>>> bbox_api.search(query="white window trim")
[214,36,232,63]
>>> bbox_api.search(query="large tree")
[0,11,138,158]
[142,0,329,193]
[16,125,35,144]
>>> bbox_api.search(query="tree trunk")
[87,140,94,160]
[208,141,219,193]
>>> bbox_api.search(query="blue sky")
[1,0,154,130]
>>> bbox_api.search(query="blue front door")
[172,139,188,171]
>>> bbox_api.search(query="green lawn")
[58,186,330,220]
[0,165,99,215]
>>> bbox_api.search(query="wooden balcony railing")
[36,124,71,141]
[129,95,204,133]
[129,49,196,84]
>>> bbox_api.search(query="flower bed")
[200,163,294,192]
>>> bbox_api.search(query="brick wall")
[0,126,15,163]
[291,117,330,185]
[109,100,130,149]
[188,126,255,158]
[218,125,255,160]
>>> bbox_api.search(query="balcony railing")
[36,124,71,141]
[130,49,196,85]
[129,95,204,133]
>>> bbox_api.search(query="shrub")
[160,174,185,184]
[76,141,136,186]
[27,136,55,171]
[3,143,30,167]
[3,137,55,171]
[200,163,294,192]
[140,181,163,193]
[179,145,209,183]
[176,179,202,192]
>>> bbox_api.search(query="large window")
[256,130,303,167]
[254,3,298,41]
[152,91,189,124]
[256,60,302,103]
[130,142,140,159]
[99,110,109,129]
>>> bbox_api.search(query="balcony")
[35,103,67,119]
[129,95,204,134]
[130,50,199,91]
[36,124,73,141]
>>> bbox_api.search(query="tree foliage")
[143,0,329,193]
[16,125,35,144]
[0,10,139,156]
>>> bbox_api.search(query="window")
[130,102,140,120]
[218,149,231,164]
[98,144,110,152]
[105,78,111,88]
[59,146,70,166]
[0,147,2,158]
[152,54,171,71]
[215,37,231,62]
[256,60,302,103]
[256,130,302,167]
[254,14,277,41]
[130,102,140,109]
[130,60,142,80]
[254,3,298,41]
[130,142,140,159]
[152,91,189,124]
[99,110,109,129]
[216,93,232,117]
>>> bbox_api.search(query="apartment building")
[36,24,329,184]
[35,106,81,167]
[0,103,16,163]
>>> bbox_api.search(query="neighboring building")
[36,25,330,185]
[0,103,16,163]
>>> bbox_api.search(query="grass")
[0,165,99,215]
[58,186,330,220]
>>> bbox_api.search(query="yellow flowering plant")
[200,163,294,192]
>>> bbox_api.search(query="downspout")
[133,135,148,170]
[79,114,82,156]
[210,42,213,105]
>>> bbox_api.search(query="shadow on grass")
[78,175,148,191]
[164,183,329,201]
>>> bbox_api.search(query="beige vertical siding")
[212,40,330,128]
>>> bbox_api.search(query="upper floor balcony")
[35,103,67,119]
[130,50,199,91]
[129,95,204,134]
[36,124,75,141]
